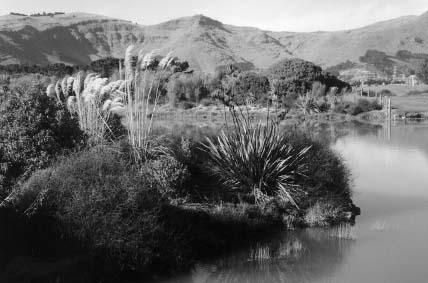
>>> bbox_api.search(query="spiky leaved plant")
[296,92,319,116]
[203,107,311,208]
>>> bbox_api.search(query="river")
[162,120,428,283]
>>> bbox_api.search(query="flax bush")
[203,108,310,207]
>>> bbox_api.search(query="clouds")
[1,0,427,32]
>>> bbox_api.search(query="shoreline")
[153,105,428,126]
[0,193,360,282]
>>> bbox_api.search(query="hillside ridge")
[1,11,427,73]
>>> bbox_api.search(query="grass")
[304,202,341,227]
[344,85,428,113]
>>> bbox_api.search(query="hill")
[1,11,428,73]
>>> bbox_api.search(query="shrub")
[417,58,428,84]
[267,58,349,102]
[348,99,382,115]
[203,109,311,207]
[0,85,84,198]
[379,89,396,97]
[166,74,210,106]
[304,201,341,227]
[284,133,352,200]
[233,71,271,105]
[12,146,190,272]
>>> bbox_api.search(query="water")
[165,121,428,283]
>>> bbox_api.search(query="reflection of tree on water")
[184,229,354,283]
[282,120,383,145]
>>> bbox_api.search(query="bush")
[233,71,271,104]
[0,85,84,198]
[379,89,396,97]
[417,58,428,84]
[203,109,311,207]
[284,132,351,200]
[12,146,190,273]
[348,99,382,115]
[267,59,349,102]
[167,74,210,106]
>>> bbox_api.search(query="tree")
[233,72,271,105]
[417,59,428,84]
[267,59,323,99]
[267,58,349,102]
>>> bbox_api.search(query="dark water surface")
[162,120,428,283]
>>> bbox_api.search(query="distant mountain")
[0,11,428,73]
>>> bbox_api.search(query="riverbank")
[0,125,359,282]
[0,198,359,282]
[153,104,428,127]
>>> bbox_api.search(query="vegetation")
[203,110,311,207]
[166,73,211,107]
[0,84,84,199]
[232,72,271,104]
[325,60,358,76]
[12,146,189,273]
[0,46,358,280]
[359,49,395,75]
[417,58,428,84]
[267,58,350,107]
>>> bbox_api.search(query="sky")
[0,0,427,32]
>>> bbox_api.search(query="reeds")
[304,201,341,227]
[330,223,357,240]
[46,46,176,156]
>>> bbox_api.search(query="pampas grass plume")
[46,84,55,98]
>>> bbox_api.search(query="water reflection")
[180,229,354,283]
[164,120,428,283]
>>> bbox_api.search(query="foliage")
[296,93,320,115]
[0,85,84,198]
[11,146,190,272]
[283,132,351,199]
[325,60,358,76]
[203,108,310,207]
[0,63,80,77]
[233,71,271,105]
[166,74,210,106]
[267,58,349,103]
[359,49,394,75]
[304,201,341,227]
[417,58,428,84]
[89,57,123,78]
[267,58,323,98]
[348,99,382,115]
[49,46,183,158]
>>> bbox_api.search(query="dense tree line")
[267,58,350,107]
